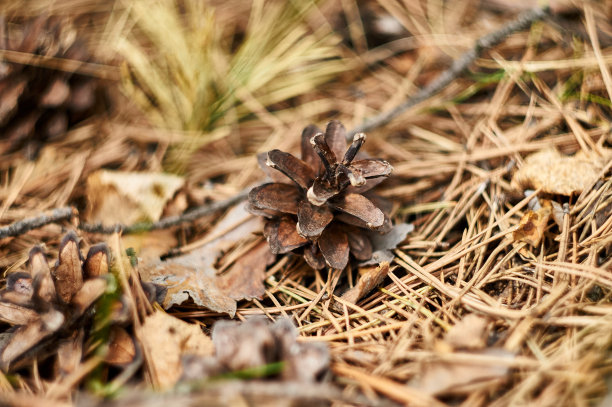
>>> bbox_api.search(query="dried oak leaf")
[141,204,274,315]
[137,310,214,389]
[511,148,612,195]
[105,326,137,367]
[248,121,398,270]
[411,314,511,396]
[86,170,185,261]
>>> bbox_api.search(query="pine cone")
[0,232,163,372]
[247,121,393,270]
[0,16,105,157]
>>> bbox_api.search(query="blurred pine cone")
[247,121,393,270]
[0,16,106,157]
[0,232,164,372]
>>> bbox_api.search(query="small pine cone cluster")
[0,16,106,157]
[247,121,393,270]
[0,232,163,372]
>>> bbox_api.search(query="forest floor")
[0,1,611,406]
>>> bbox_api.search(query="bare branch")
[0,189,251,238]
[0,207,75,239]
[349,6,550,137]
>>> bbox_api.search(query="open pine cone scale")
[248,120,393,270]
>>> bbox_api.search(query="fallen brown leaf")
[511,148,612,195]
[141,204,273,316]
[105,326,137,367]
[138,310,214,389]
[181,318,329,384]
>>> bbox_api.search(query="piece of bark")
[138,311,214,389]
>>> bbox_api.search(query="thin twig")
[0,189,251,238]
[78,188,251,234]
[348,6,550,137]
[0,207,75,239]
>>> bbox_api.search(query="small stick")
[0,189,251,238]
[0,207,75,239]
[78,188,250,234]
[349,6,550,137]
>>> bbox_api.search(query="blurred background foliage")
[115,0,348,173]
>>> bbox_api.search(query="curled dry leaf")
[142,204,274,315]
[411,314,511,396]
[511,148,612,196]
[137,310,214,389]
[360,222,414,266]
[181,318,329,384]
